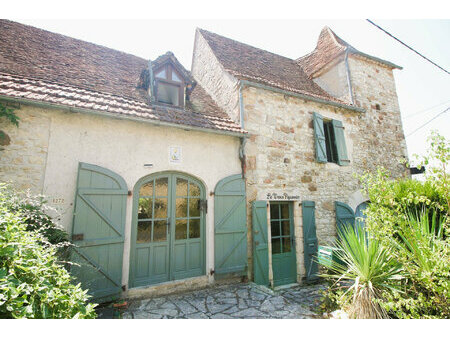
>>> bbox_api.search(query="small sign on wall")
[258,191,301,201]
[169,146,182,164]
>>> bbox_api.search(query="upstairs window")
[154,64,184,107]
[323,120,338,163]
[313,112,350,166]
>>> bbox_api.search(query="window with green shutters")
[313,112,350,166]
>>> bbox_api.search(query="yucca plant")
[319,225,403,318]
[383,210,450,318]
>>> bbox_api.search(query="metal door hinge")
[72,233,84,241]
[199,199,208,213]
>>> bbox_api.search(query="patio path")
[120,282,327,319]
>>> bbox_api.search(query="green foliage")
[0,185,96,318]
[321,131,449,318]
[0,102,19,127]
[319,226,402,318]
[360,168,448,239]
[0,184,71,260]
[380,211,449,318]
[414,130,450,212]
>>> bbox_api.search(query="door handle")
[166,218,170,234]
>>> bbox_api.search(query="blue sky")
[16,19,450,163]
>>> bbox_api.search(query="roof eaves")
[0,93,248,138]
[239,79,365,113]
[348,47,403,70]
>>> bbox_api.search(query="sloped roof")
[0,20,245,135]
[197,28,350,105]
[297,26,402,77]
[0,72,245,134]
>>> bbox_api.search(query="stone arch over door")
[348,189,369,212]
[129,171,207,288]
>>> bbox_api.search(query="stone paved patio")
[120,282,327,319]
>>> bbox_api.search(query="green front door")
[130,172,205,288]
[270,202,297,286]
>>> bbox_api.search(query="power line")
[404,99,450,119]
[406,107,450,137]
[366,19,450,75]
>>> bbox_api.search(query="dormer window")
[154,64,184,107]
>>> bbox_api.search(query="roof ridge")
[325,26,348,49]
[0,19,148,63]
[197,28,297,63]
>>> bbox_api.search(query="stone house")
[0,20,408,299]
[191,27,408,286]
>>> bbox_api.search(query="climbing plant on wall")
[0,102,19,150]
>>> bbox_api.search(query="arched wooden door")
[129,172,206,288]
[70,163,127,301]
[214,174,247,276]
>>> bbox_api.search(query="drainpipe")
[344,50,355,104]
[148,59,155,102]
[238,82,246,179]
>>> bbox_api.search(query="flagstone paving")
[120,282,327,319]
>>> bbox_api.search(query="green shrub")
[0,184,71,260]
[0,186,96,318]
[319,226,402,318]
[380,211,449,318]
[321,131,450,318]
[360,168,448,240]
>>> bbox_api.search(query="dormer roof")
[296,26,402,77]
[151,51,194,85]
[0,20,246,135]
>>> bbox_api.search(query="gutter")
[0,95,249,139]
[344,50,355,104]
[348,47,403,70]
[238,82,247,178]
[239,80,365,113]
[239,83,245,129]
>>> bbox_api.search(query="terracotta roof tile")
[197,28,349,105]
[0,20,245,135]
[0,72,245,134]
[297,26,401,77]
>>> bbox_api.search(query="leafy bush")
[0,186,96,318]
[0,184,71,260]
[380,210,449,318]
[321,131,449,318]
[319,226,402,318]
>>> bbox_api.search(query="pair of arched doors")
[71,164,207,300]
[129,172,206,288]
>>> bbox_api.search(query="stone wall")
[242,55,409,280]
[191,30,241,124]
[0,102,242,289]
[313,57,351,103]
[0,102,51,194]
[348,55,409,177]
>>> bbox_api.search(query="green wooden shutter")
[302,201,319,282]
[335,201,355,239]
[313,112,328,163]
[214,174,247,275]
[70,162,127,301]
[252,200,269,286]
[332,119,350,166]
